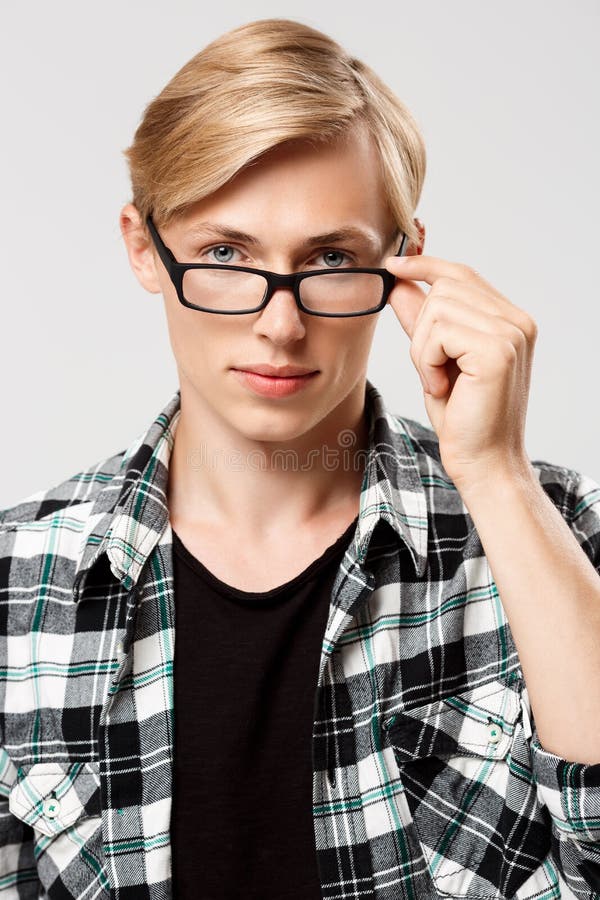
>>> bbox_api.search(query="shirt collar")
[72,379,428,602]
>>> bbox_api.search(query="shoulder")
[0,448,133,615]
[392,410,600,566]
[397,409,587,494]
[527,460,600,567]
[0,448,128,538]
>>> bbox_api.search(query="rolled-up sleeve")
[526,722,600,897]
[529,723,600,842]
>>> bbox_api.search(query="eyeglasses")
[146,215,408,317]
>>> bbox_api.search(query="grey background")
[1,0,598,508]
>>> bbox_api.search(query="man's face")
[130,123,406,444]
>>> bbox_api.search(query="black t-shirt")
[170,515,359,900]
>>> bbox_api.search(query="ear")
[119,203,162,294]
[406,218,426,256]
[415,218,426,255]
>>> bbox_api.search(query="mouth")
[232,365,319,377]
[230,368,319,398]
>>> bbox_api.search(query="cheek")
[164,307,251,386]
[337,317,378,356]
[161,296,218,370]
[300,319,377,372]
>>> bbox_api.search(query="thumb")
[386,278,427,339]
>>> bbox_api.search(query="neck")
[166,377,370,536]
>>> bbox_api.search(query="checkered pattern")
[1,378,599,899]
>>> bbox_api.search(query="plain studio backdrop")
[0,0,598,508]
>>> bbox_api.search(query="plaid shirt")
[1,379,599,900]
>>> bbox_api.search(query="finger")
[385,254,506,301]
[410,280,501,341]
[405,275,535,344]
[390,276,505,344]
[412,294,526,352]
[411,295,528,382]
[417,319,517,393]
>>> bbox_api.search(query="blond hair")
[123,18,426,249]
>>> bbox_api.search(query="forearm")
[459,464,600,765]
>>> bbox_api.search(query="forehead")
[172,123,396,249]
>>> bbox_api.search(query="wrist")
[450,456,538,508]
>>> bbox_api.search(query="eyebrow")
[183,221,385,255]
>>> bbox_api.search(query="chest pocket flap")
[9,760,101,838]
[382,677,550,900]
[384,676,519,763]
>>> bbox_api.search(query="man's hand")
[384,254,538,493]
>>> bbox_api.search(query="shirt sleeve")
[524,466,600,895]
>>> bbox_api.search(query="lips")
[234,364,318,377]
[231,368,319,397]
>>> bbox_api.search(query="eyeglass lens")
[181,269,385,314]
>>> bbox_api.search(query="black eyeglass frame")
[146,215,409,317]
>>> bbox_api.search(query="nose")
[252,284,307,343]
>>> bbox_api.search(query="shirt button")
[117,641,125,657]
[42,797,61,819]
[488,722,502,743]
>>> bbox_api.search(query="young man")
[1,17,599,900]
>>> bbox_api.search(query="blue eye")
[199,244,354,268]
[207,245,237,263]
[318,250,352,268]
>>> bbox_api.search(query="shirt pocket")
[8,760,108,898]
[382,677,551,900]
[9,760,102,838]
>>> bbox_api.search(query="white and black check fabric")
[1,379,599,899]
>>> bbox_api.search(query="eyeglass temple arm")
[146,215,177,270]
[396,233,409,257]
